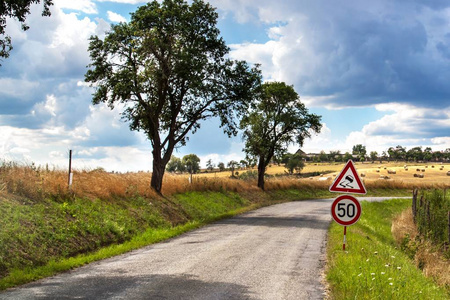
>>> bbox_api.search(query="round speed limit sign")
[331,195,362,226]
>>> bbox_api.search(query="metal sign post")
[330,194,362,250]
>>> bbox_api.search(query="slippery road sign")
[329,160,367,194]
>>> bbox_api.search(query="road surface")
[0,197,402,299]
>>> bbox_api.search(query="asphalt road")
[0,197,402,300]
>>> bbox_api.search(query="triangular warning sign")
[329,160,367,194]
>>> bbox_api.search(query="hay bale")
[380,175,390,179]
[388,170,396,174]
[416,168,421,172]
[376,169,380,173]
[360,173,366,177]
[418,173,424,178]
[404,167,408,171]
[447,171,450,176]
[414,173,418,177]
[421,169,425,172]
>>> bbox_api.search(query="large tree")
[85,0,261,194]
[0,0,53,63]
[241,82,322,190]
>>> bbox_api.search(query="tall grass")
[412,189,450,247]
[326,199,449,299]
[1,161,447,202]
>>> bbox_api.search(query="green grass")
[326,198,449,299]
[414,189,450,248]
[0,190,300,290]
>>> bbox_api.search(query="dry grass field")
[1,161,449,202]
[198,161,450,186]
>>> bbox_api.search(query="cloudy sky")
[1,0,449,172]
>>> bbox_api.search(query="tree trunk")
[151,159,165,195]
[257,156,266,190]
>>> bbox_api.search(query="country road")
[0,197,403,300]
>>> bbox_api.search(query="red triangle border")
[329,160,367,194]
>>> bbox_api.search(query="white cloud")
[54,0,98,14]
[342,104,450,153]
[224,0,450,109]
[107,11,127,23]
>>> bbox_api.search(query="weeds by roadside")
[326,199,449,299]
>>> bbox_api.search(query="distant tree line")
[306,144,450,163]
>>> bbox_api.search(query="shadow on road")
[216,214,331,230]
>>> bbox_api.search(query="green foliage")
[352,144,367,161]
[85,0,261,193]
[227,160,239,177]
[282,153,305,174]
[173,191,248,220]
[0,189,288,290]
[414,189,450,247]
[0,196,168,279]
[238,170,258,180]
[0,0,53,62]
[206,159,215,172]
[182,154,200,174]
[327,199,449,299]
[166,155,186,173]
[240,81,321,189]
[370,151,378,162]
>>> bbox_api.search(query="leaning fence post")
[448,211,450,246]
[412,189,418,223]
[68,149,73,189]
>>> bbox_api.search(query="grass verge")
[0,190,307,290]
[326,198,449,299]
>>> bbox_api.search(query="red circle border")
[331,195,362,226]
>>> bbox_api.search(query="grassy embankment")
[326,197,449,299]
[0,161,448,291]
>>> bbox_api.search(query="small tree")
[206,159,215,172]
[423,147,433,162]
[217,162,225,172]
[85,0,261,194]
[328,150,340,162]
[182,154,200,174]
[343,152,353,161]
[166,156,185,173]
[240,160,249,169]
[352,144,367,161]
[166,156,180,173]
[284,153,305,174]
[182,154,200,183]
[370,151,378,163]
[228,160,239,177]
[318,151,328,162]
[241,82,321,190]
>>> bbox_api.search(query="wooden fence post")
[412,189,418,223]
[68,150,73,189]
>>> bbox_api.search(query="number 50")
[337,203,356,218]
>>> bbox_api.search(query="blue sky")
[0,0,449,172]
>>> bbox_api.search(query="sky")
[0,0,449,172]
